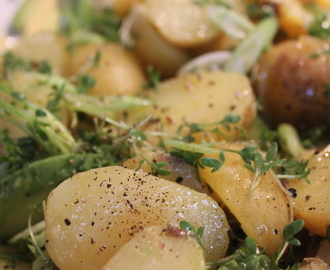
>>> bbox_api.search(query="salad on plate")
[0,0,330,269]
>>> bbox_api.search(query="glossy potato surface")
[198,142,290,255]
[44,166,229,270]
[144,0,219,47]
[252,36,330,132]
[119,70,256,143]
[287,145,330,237]
[129,4,191,77]
[101,225,206,270]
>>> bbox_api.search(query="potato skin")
[44,166,229,270]
[252,36,330,132]
[287,145,330,237]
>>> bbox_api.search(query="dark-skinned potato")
[252,36,330,132]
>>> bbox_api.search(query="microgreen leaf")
[265,142,278,162]
[245,237,257,254]
[144,65,161,91]
[283,220,304,240]
[201,157,224,172]
[180,221,207,251]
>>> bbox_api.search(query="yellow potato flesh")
[101,225,206,270]
[198,142,290,255]
[69,42,146,96]
[129,4,191,77]
[13,32,70,76]
[144,0,219,48]
[119,70,256,143]
[287,145,330,237]
[44,166,229,269]
[13,0,60,37]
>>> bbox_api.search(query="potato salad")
[0,0,330,269]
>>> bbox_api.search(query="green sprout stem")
[224,16,278,73]
[34,73,150,119]
[0,83,75,155]
[207,4,256,39]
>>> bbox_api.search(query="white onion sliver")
[178,51,232,75]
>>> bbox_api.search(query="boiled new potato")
[13,32,70,76]
[287,145,330,237]
[198,142,290,255]
[11,0,60,37]
[252,36,330,132]
[144,0,220,48]
[44,166,229,270]
[101,225,206,270]
[118,70,256,143]
[129,4,191,77]
[69,42,147,96]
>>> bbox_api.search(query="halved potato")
[144,0,219,48]
[119,70,256,143]
[101,225,206,270]
[129,4,191,77]
[198,142,290,255]
[44,166,229,270]
[287,145,330,237]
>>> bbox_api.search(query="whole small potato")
[252,36,330,132]
[44,166,229,270]
[69,42,147,96]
